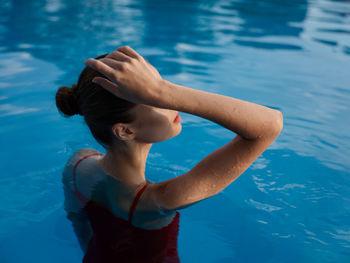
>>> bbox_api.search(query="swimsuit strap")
[128,183,149,224]
[73,152,150,224]
[72,152,104,202]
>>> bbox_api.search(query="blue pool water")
[0,0,349,262]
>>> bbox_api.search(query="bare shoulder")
[62,148,97,178]
[63,148,101,170]
[130,181,178,229]
[74,148,102,160]
[104,177,177,229]
[62,148,104,197]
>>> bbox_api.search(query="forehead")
[135,104,153,112]
[131,104,154,119]
[138,103,165,112]
[133,104,169,120]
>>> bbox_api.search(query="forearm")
[159,79,283,140]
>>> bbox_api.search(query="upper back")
[62,148,177,229]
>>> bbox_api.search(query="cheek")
[137,114,173,143]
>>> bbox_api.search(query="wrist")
[154,79,178,109]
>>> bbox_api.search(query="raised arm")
[158,79,283,140]
[145,79,283,211]
[84,46,283,213]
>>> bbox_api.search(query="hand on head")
[84,46,165,107]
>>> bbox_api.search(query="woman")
[56,46,283,263]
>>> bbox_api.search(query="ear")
[111,123,135,141]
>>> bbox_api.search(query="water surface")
[0,0,349,262]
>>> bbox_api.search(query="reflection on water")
[0,0,349,262]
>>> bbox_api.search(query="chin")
[154,124,182,143]
[173,124,182,137]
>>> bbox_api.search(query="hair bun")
[55,84,82,116]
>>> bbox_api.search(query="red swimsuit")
[73,153,180,263]
[72,153,181,263]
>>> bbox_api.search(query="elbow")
[271,110,284,137]
[262,110,283,139]
[277,110,284,131]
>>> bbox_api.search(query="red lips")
[173,113,181,123]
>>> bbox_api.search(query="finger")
[106,50,133,62]
[116,46,141,60]
[84,58,116,79]
[99,57,125,70]
[92,77,124,98]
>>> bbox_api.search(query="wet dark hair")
[55,53,138,148]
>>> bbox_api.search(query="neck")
[98,140,152,185]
